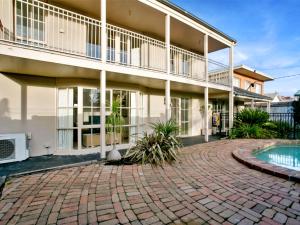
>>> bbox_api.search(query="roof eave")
[234,64,274,81]
[157,0,237,44]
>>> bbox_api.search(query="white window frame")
[15,0,46,44]
[255,83,262,94]
[233,77,241,88]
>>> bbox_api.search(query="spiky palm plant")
[124,120,181,166]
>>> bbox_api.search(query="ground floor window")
[57,87,78,150]
[57,87,141,151]
[171,97,191,136]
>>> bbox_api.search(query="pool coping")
[232,140,300,182]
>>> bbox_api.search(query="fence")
[268,113,300,139]
[215,112,300,139]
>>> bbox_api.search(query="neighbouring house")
[208,65,273,134]
[294,90,300,101]
[264,92,294,113]
[0,0,236,159]
[232,65,273,112]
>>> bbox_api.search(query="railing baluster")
[1,0,228,84]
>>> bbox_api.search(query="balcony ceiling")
[52,0,228,54]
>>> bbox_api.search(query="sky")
[171,0,300,96]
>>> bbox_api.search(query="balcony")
[0,0,230,86]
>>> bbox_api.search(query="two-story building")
[233,65,273,112]
[0,0,235,159]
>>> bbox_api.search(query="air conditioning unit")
[0,133,29,164]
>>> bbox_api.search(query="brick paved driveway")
[1,140,300,225]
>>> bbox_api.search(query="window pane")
[113,90,121,101]
[121,91,130,107]
[122,108,129,125]
[256,84,262,94]
[130,109,137,125]
[92,108,101,124]
[58,129,77,150]
[121,126,129,144]
[82,128,101,149]
[58,108,72,128]
[106,90,111,108]
[83,89,91,107]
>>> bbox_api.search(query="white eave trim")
[138,0,235,47]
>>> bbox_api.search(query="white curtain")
[129,92,137,143]
[58,88,74,150]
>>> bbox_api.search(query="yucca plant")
[106,99,124,161]
[124,120,181,166]
[151,119,179,137]
[235,108,269,126]
[230,108,276,139]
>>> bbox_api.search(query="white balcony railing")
[0,0,230,86]
[106,23,166,72]
[208,60,230,86]
[170,45,206,80]
[0,0,102,59]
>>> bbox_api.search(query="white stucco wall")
[0,73,56,156]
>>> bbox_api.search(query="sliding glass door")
[57,88,78,150]
[171,97,191,136]
[57,87,140,152]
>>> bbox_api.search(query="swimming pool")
[254,145,300,171]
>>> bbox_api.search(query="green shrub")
[270,121,293,139]
[235,108,269,126]
[229,124,275,139]
[151,120,179,137]
[124,120,181,166]
[230,109,275,139]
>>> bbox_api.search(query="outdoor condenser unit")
[0,133,29,164]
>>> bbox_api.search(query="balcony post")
[204,34,208,81]
[165,80,171,121]
[165,14,171,120]
[165,14,170,74]
[101,0,107,63]
[204,34,209,142]
[267,101,271,113]
[204,87,209,142]
[229,46,234,130]
[100,0,107,158]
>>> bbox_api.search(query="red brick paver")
[1,140,300,224]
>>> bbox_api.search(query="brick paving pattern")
[0,139,300,225]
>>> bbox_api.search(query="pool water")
[254,145,300,171]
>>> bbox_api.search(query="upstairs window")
[16,0,45,43]
[233,77,241,87]
[256,83,262,94]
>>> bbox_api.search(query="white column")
[101,0,107,63]
[229,46,234,130]
[251,99,255,109]
[100,0,107,158]
[165,14,171,121]
[204,34,209,142]
[165,80,171,120]
[204,87,209,142]
[100,70,106,159]
[267,101,271,113]
[204,34,209,81]
[165,14,170,74]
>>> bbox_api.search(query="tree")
[293,99,300,125]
